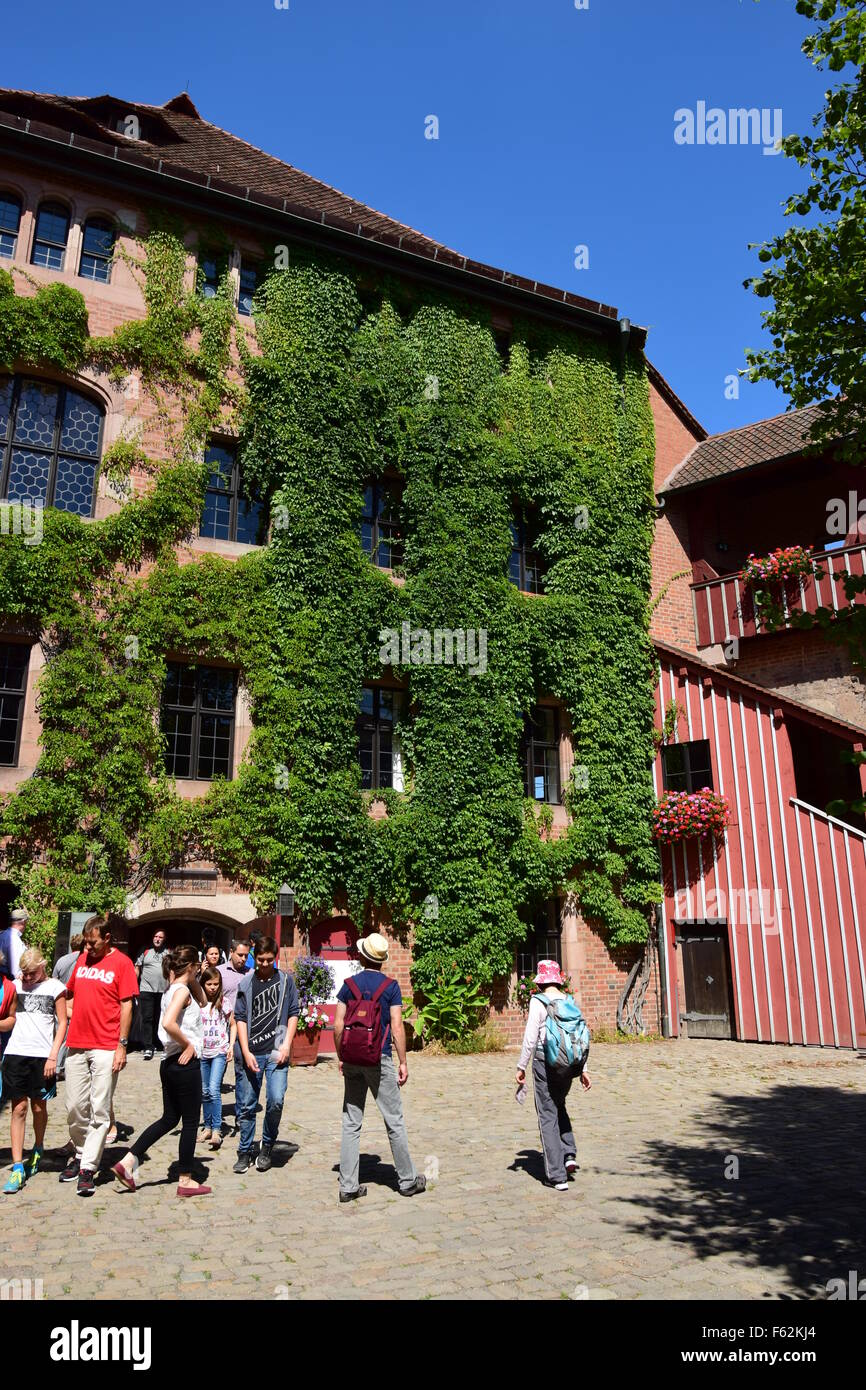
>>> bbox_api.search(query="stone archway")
[129,909,246,962]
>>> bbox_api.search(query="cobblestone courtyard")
[3,1039,864,1301]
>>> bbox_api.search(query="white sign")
[326,959,362,1004]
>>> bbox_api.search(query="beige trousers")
[65,1048,119,1171]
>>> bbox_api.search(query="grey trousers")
[340,1054,417,1194]
[532,1054,576,1185]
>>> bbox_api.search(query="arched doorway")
[129,914,236,963]
[309,917,360,1055]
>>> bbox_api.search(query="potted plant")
[740,545,818,630]
[652,787,730,845]
[291,955,336,1066]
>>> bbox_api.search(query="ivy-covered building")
[8,87,860,1049]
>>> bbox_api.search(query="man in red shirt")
[61,915,138,1196]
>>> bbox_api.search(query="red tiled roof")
[0,88,629,331]
[660,402,829,494]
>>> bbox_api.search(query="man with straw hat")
[333,932,426,1204]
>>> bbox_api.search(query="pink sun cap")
[534,959,564,986]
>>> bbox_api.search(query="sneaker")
[399,1174,427,1197]
[553,1182,569,1192]
[143,1050,153,1061]
[339,1185,367,1203]
[26,1148,43,1178]
[3,1166,25,1195]
[255,1144,272,1172]
[59,1157,80,1183]
[233,1153,252,1174]
[77,1168,96,1197]
[565,1158,578,1178]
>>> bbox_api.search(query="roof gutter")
[0,116,648,349]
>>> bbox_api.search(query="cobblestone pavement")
[2,1039,864,1300]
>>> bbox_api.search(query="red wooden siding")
[691,542,866,649]
[654,659,866,1049]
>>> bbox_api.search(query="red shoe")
[177,1183,212,1197]
[112,1160,139,1192]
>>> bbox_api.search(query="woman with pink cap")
[516,959,591,1191]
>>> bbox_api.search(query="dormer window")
[79,218,116,283]
[31,203,70,271]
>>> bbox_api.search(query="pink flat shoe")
[177,1183,212,1197]
[112,1161,138,1192]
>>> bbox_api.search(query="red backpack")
[340,976,391,1066]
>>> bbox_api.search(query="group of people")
[0,910,591,1201]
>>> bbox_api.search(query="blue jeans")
[235,1053,288,1154]
[200,1053,228,1132]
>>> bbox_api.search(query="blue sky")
[2,0,828,435]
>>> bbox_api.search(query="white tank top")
[158,981,203,1059]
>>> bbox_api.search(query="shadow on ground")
[619,1084,866,1297]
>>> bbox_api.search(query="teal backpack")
[536,993,590,1076]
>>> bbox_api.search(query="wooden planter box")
[290,1030,322,1066]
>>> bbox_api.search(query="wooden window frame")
[78,216,116,284]
[31,202,70,271]
[509,510,546,594]
[517,900,562,977]
[357,685,404,791]
[0,641,30,768]
[161,662,238,782]
[661,738,714,794]
[0,192,22,261]
[361,478,405,569]
[522,705,561,804]
[199,441,266,545]
[238,260,258,317]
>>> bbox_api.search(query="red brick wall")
[574,916,662,1035]
[649,381,703,652]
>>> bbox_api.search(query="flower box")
[652,787,730,844]
[740,545,814,588]
[740,546,820,631]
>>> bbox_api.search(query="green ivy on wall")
[0,230,660,984]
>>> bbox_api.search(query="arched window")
[79,217,116,283]
[0,375,103,516]
[0,193,22,260]
[31,202,70,271]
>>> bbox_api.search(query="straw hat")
[356,933,390,963]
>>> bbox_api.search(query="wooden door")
[308,919,359,1055]
[680,932,734,1039]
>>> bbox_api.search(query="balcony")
[691,542,866,649]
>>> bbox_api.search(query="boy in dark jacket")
[233,936,299,1173]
